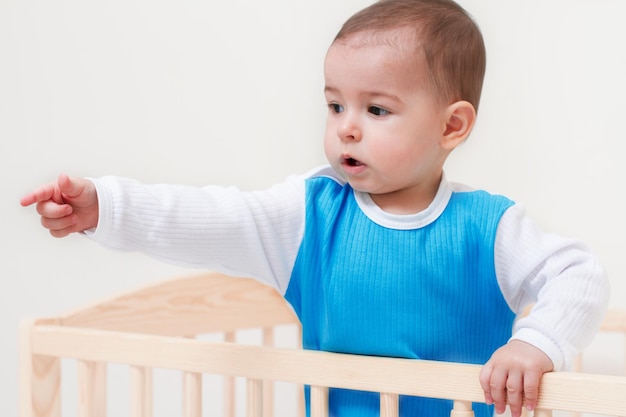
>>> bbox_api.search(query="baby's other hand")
[479,340,553,417]
[20,174,99,237]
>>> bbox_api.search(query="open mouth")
[344,157,364,167]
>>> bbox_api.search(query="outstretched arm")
[20,171,309,293]
[20,174,99,237]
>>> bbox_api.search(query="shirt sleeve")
[494,204,610,370]
[86,174,307,294]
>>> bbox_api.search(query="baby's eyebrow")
[324,85,339,95]
[367,90,402,103]
[324,85,402,103]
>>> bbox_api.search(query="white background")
[1,0,625,415]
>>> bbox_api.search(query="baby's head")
[323,0,486,212]
[333,0,485,111]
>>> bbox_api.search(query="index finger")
[20,184,57,207]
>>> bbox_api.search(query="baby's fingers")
[36,200,77,238]
[48,223,77,238]
[488,368,509,415]
[478,363,494,405]
[506,370,524,417]
[36,199,73,219]
[522,370,542,413]
[41,216,78,237]
[20,186,54,207]
[479,363,509,412]
[20,180,67,207]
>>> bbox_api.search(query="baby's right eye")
[328,103,345,113]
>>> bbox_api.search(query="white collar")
[353,175,453,230]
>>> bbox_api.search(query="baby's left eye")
[368,106,389,116]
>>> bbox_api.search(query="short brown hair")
[334,0,486,110]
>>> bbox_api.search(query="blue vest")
[285,176,516,417]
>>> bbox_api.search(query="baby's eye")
[368,106,389,116]
[329,103,345,114]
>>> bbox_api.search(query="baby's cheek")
[322,138,339,163]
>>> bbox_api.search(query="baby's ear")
[441,101,476,150]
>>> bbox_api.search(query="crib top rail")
[25,322,626,417]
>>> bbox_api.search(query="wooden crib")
[19,271,626,417]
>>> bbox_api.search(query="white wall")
[2,0,625,415]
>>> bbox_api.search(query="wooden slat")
[183,371,202,417]
[130,366,152,417]
[380,393,399,417]
[78,361,106,417]
[20,318,62,417]
[30,325,626,417]
[450,400,474,417]
[310,386,329,417]
[262,327,274,417]
[246,379,263,417]
[223,332,235,417]
[31,355,62,417]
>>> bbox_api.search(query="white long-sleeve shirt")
[88,166,609,370]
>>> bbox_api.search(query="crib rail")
[20,322,626,417]
[18,273,626,417]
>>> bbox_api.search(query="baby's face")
[323,29,452,213]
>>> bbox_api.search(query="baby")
[21,1,609,416]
